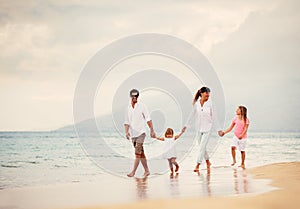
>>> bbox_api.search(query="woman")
[182,87,223,172]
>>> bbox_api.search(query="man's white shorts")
[231,136,247,151]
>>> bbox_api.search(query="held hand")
[218,131,224,137]
[238,135,243,140]
[150,130,156,138]
[126,132,130,140]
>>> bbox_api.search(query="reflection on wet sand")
[135,177,148,199]
[233,168,248,194]
[196,169,212,196]
[169,173,180,197]
[133,167,255,201]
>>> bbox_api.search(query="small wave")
[53,165,68,168]
[1,164,21,168]
[27,161,39,164]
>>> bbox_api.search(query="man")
[124,89,156,177]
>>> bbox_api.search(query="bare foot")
[127,172,135,177]
[239,164,246,169]
[231,161,236,166]
[194,163,200,172]
[143,171,150,177]
[175,165,179,173]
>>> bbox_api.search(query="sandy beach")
[1,162,299,209]
[79,162,300,209]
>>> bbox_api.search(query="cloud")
[0,0,298,130]
[209,0,300,131]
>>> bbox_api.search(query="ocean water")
[0,131,299,200]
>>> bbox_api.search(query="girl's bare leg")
[168,159,174,173]
[171,158,179,172]
[231,146,237,166]
[240,151,246,169]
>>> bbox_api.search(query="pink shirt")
[232,117,249,138]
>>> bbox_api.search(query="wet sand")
[79,162,300,209]
[0,162,299,209]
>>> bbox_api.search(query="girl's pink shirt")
[232,117,250,138]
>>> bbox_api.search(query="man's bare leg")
[140,152,150,177]
[127,155,140,177]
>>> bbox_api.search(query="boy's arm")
[238,124,249,139]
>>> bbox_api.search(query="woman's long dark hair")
[193,87,210,104]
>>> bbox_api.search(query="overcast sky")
[0,0,299,131]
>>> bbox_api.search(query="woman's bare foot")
[231,161,236,166]
[143,171,150,177]
[193,164,200,172]
[239,164,245,169]
[127,172,135,177]
[175,165,179,172]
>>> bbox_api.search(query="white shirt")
[124,101,151,137]
[185,99,221,132]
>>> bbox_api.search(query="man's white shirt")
[124,101,151,138]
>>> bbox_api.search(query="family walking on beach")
[124,87,249,177]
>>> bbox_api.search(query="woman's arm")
[238,124,249,139]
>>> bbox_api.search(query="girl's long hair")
[193,86,210,104]
[239,106,247,123]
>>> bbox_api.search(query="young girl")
[222,106,249,169]
[156,128,183,173]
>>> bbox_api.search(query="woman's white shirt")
[185,99,220,132]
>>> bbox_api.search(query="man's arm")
[142,104,156,138]
[124,124,130,140]
[147,120,156,138]
[124,107,130,140]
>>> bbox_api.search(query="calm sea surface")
[0,131,299,191]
